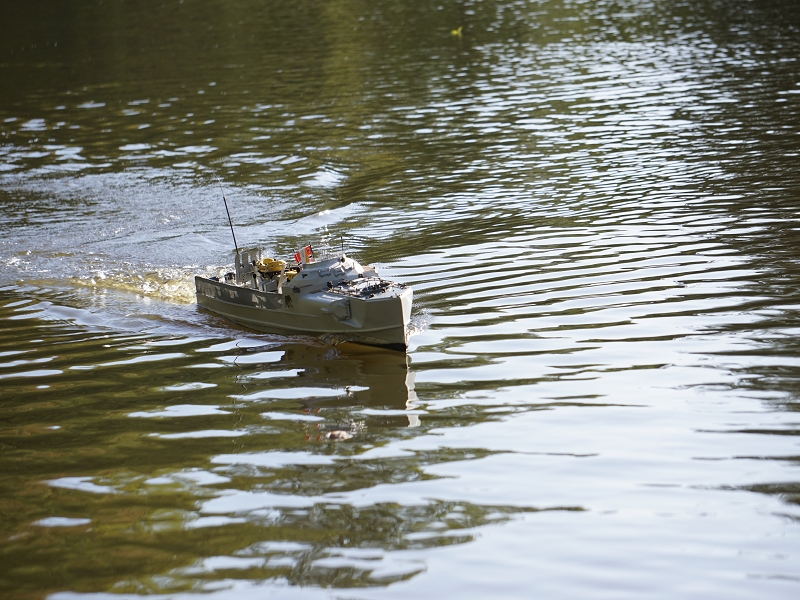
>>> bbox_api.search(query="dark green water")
[3,0,800,598]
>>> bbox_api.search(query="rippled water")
[3,0,800,598]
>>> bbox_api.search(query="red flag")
[304,245,314,262]
[294,250,302,263]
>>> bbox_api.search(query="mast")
[222,191,239,258]
[213,174,239,259]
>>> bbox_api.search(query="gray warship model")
[195,245,412,351]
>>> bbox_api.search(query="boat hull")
[195,276,411,350]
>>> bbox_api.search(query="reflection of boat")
[282,342,420,431]
[286,341,417,411]
[195,246,413,351]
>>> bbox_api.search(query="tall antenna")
[213,174,239,257]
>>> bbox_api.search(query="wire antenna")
[212,173,239,257]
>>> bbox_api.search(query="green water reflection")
[0,292,580,596]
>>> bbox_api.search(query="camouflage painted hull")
[195,275,412,351]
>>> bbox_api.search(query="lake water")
[2,0,800,598]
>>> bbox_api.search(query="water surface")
[2,1,800,598]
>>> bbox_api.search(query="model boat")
[195,245,413,351]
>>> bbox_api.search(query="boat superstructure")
[195,247,412,350]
